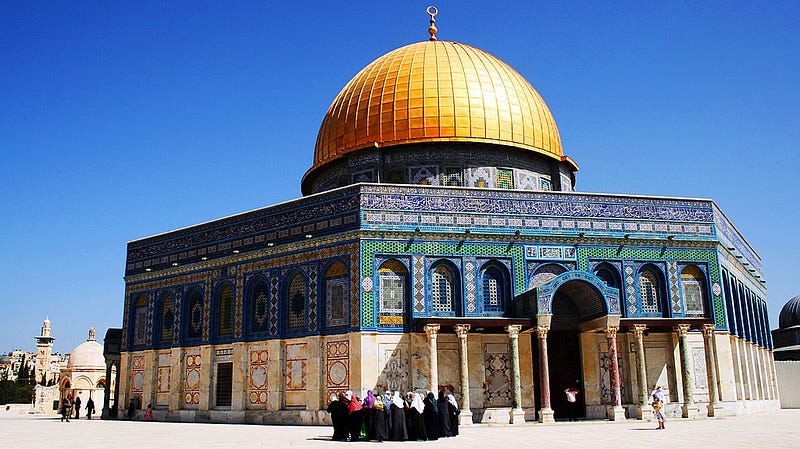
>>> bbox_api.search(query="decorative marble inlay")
[248,348,270,405]
[184,351,201,405]
[484,344,511,407]
[284,343,307,407]
[325,340,349,395]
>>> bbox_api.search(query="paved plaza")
[2,408,798,449]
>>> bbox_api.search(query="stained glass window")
[287,274,306,329]
[431,265,456,313]
[186,289,204,340]
[482,266,506,313]
[217,284,234,336]
[159,293,174,343]
[133,295,148,346]
[681,266,705,316]
[249,278,270,334]
[639,270,660,313]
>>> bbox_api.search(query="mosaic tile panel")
[270,276,279,335]
[484,343,511,407]
[130,355,145,398]
[443,167,463,186]
[203,279,211,341]
[235,272,244,338]
[308,266,318,332]
[693,347,708,392]
[156,352,172,407]
[624,263,637,315]
[146,293,154,346]
[173,291,182,345]
[325,340,349,395]
[517,171,537,190]
[183,351,201,405]
[248,348,270,406]
[464,258,477,313]
[284,343,307,407]
[577,247,725,327]
[599,351,627,405]
[408,165,439,185]
[413,256,425,313]
[668,261,681,314]
[377,344,408,393]
[497,168,514,189]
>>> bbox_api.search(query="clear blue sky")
[1,1,798,353]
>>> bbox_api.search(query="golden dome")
[311,40,574,174]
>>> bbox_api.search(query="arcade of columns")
[422,321,774,424]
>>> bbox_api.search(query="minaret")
[34,317,55,385]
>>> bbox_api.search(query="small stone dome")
[778,294,800,329]
[67,328,104,370]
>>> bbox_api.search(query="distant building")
[117,9,777,424]
[59,328,109,408]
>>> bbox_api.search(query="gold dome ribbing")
[312,40,570,171]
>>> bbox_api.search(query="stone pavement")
[2,408,798,449]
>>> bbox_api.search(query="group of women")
[327,390,461,442]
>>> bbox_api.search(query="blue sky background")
[1,1,798,353]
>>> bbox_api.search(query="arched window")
[216,283,235,337]
[158,292,175,344]
[248,277,270,335]
[286,272,307,330]
[594,264,620,289]
[378,259,408,314]
[430,262,459,315]
[639,269,661,314]
[481,264,509,314]
[681,265,706,316]
[132,295,148,346]
[325,263,349,328]
[185,288,204,340]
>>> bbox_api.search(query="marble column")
[675,324,699,418]
[506,324,526,424]
[424,324,440,395]
[454,324,473,426]
[702,324,724,418]
[631,324,653,421]
[605,325,626,421]
[536,324,554,424]
[102,360,113,419]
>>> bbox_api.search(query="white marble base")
[636,404,654,421]
[459,410,473,426]
[708,402,725,418]
[538,407,555,424]
[510,407,526,425]
[682,403,699,419]
[607,405,626,421]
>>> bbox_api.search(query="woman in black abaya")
[438,390,452,437]
[388,391,408,441]
[423,391,440,440]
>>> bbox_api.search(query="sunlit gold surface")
[313,40,566,171]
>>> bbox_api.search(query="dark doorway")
[216,362,233,407]
[532,291,586,420]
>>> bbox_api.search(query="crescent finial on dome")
[427,6,438,41]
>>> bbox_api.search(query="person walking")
[564,383,580,421]
[651,385,668,430]
[73,394,82,419]
[85,397,95,420]
[60,395,72,422]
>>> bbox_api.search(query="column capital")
[604,325,619,339]
[424,323,440,338]
[701,323,716,338]
[505,324,522,338]
[454,324,471,338]
[674,324,691,337]
[536,324,550,339]
[630,324,647,338]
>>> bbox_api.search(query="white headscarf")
[447,393,458,409]
[345,390,353,401]
[411,392,425,413]
[391,391,405,408]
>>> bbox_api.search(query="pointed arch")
[183,287,205,341]
[157,291,175,345]
[131,295,148,346]
[214,282,235,338]
[429,260,461,316]
[535,270,621,317]
[480,260,510,315]
[284,270,308,331]
[324,261,349,329]
[681,265,707,316]
[638,264,667,316]
[246,275,270,336]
